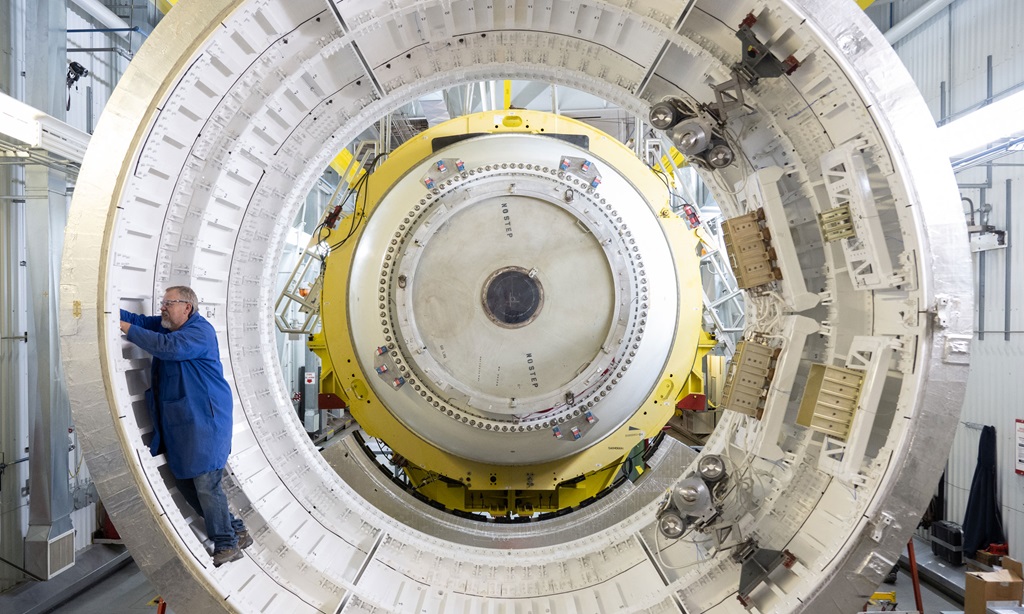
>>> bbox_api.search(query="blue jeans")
[177,468,246,551]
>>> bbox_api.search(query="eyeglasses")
[160,299,190,308]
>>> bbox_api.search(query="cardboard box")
[968,559,994,573]
[978,550,1006,567]
[965,557,1024,614]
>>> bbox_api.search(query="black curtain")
[962,425,1006,558]
[920,470,944,529]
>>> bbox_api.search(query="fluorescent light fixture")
[938,89,1024,158]
[0,92,90,164]
[0,92,44,147]
[38,117,90,163]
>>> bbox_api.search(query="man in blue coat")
[120,285,251,567]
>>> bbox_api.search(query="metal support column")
[0,0,29,590]
[978,188,987,340]
[0,165,30,591]
[23,164,75,579]
[22,0,76,581]
[303,349,321,434]
[1006,179,1013,342]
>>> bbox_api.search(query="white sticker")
[1016,419,1024,476]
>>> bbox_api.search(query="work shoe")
[883,568,897,585]
[212,547,243,567]
[236,530,253,550]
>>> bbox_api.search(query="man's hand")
[120,320,130,334]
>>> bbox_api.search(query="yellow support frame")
[313,110,704,515]
[154,0,179,14]
[327,148,365,185]
[674,330,718,408]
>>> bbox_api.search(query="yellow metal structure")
[705,354,727,408]
[327,148,364,185]
[661,147,687,174]
[866,590,897,611]
[796,364,864,440]
[153,0,179,14]
[675,330,718,406]
[310,110,705,516]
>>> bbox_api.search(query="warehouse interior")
[0,0,1022,613]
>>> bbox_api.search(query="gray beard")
[161,315,171,329]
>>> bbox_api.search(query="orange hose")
[907,538,924,613]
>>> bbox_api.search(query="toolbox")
[931,520,964,566]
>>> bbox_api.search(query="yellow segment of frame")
[676,330,718,406]
[313,110,704,510]
[407,458,628,516]
[154,0,179,15]
[328,148,365,184]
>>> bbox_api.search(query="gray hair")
[165,285,199,316]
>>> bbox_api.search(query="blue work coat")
[121,309,234,479]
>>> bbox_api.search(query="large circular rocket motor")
[313,111,702,509]
[61,0,972,612]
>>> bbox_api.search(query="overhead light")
[0,92,89,164]
[0,92,44,147]
[938,89,1024,159]
[38,116,90,163]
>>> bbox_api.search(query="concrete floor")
[49,560,173,614]
[870,560,960,613]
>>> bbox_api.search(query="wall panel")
[866,0,1024,559]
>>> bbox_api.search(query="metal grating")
[49,530,76,577]
[26,527,76,580]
